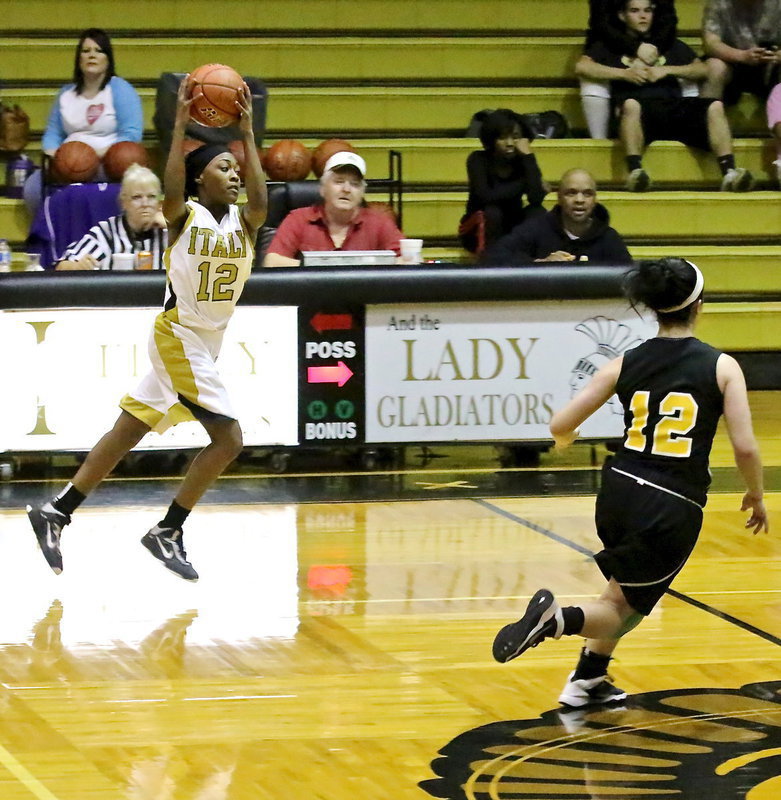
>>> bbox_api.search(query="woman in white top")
[26,77,267,583]
[25,28,143,213]
[42,28,142,157]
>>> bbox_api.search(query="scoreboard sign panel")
[297,305,366,445]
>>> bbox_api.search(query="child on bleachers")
[576,0,753,191]
[581,0,679,138]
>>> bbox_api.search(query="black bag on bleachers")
[467,108,570,140]
[518,110,570,139]
[153,72,268,156]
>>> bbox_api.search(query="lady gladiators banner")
[364,300,657,443]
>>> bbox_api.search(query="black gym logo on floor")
[420,681,781,799]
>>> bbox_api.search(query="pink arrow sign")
[307,361,354,387]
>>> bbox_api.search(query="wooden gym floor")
[0,393,778,799]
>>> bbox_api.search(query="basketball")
[51,141,100,183]
[102,141,150,181]
[189,63,244,128]
[312,139,356,178]
[263,139,312,181]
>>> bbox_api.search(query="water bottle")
[5,154,36,199]
[0,239,12,272]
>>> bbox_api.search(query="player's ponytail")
[624,258,703,323]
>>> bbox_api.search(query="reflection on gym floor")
[0,415,779,798]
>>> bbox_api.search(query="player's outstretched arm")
[236,83,267,238]
[549,356,622,449]
[717,354,769,534]
[162,76,193,238]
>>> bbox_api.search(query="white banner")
[365,300,657,443]
[0,307,299,451]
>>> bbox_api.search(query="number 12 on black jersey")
[625,391,699,458]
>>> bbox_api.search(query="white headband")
[658,260,704,313]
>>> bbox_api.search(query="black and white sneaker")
[558,671,627,708]
[26,502,69,575]
[557,700,628,734]
[492,588,564,663]
[626,168,651,192]
[141,525,199,582]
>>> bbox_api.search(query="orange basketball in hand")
[52,141,100,183]
[103,141,150,180]
[189,63,244,128]
[263,139,312,181]
[312,139,355,177]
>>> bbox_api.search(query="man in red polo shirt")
[263,151,403,266]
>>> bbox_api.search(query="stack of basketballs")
[50,140,150,184]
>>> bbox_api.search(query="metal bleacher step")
[698,302,781,350]
[425,244,781,295]
[3,188,780,247]
[0,36,608,84]
[5,0,707,34]
[9,137,778,191]
[400,190,781,241]
[324,138,780,189]
[4,85,771,140]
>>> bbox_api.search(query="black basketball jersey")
[613,336,724,505]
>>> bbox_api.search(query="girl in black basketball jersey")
[493,257,769,708]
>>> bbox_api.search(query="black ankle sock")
[52,482,86,516]
[561,606,585,636]
[573,647,612,681]
[626,155,642,172]
[717,154,735,175]
[159,500,191,531]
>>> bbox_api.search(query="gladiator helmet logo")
[570,316,642,413]
[420,681,781,800]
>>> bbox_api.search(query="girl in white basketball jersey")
[27,76,267,581]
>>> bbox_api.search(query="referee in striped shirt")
[56,165,167,270]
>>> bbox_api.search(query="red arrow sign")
[307,361,354,387]
[310,312,354,333]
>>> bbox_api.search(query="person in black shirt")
[576,0,753,191]
[491,257,769,708]
[459,109,547,255]
[481,168,631,266]
[581,0,679,137]
[587,0,679,57]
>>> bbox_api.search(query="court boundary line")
[474,497,781,648]
[0,743,60,800]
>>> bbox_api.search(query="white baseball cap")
[323,151,367,178]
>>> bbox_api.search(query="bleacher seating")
[1,0,779,320]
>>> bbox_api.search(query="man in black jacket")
[481,169,632,266]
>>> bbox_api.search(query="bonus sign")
[298,306,365,444]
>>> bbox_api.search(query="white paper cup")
[24,253,43,271]
[112,253,136,271]
[399,238,423,264]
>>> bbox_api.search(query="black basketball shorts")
[638,97,715,151]
[593,464,704,615]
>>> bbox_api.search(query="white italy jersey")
[162,200,254,332]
